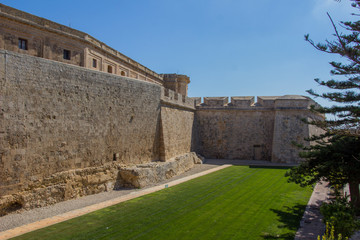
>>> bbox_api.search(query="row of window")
[18,38,71,60]
[18,38,128,77]
[92,59,113,73]
[92,58,126,76]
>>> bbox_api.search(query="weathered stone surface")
[0,50,162,197]
[195,96,324,162]
[159,105,195,161]
[117,152,202,188]
[0,152,203,214]
[0,50,200,215]
[0,163,122,213]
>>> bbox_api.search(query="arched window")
[121,71,126,76]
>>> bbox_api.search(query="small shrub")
[320,197,360,238]
[318,223,348,240]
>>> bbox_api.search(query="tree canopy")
[287,0,360,208]
[304,0,360,135]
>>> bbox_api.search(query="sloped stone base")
[0,152,202,216]
[117,152,203,188]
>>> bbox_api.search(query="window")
[107,65,113,73]
[18,38,28,50]
[121,71,126,76]
[92,59,97,68]
[63,49,71,60]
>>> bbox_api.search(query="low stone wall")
[117,152,203,188]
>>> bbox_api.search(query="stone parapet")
[196,95,316,110]
[230,96,255,107]
[257,96,279,108]
[203,97,229,107]
[160,88,195,110]
[274,95,314,109]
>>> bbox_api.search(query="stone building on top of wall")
[0,3,190,96]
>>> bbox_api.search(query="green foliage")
[320,197,360,238]
[318,223,348,240]
[305,1,360,134]
[286,135,360,207]
[286,135,360,185]
[289,0,360,209]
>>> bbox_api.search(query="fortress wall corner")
[271,96,325,163]
[159,88,196,161]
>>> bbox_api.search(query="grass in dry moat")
[12,166,312,240]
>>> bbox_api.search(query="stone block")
[257,96,279,108]
[117,152,202,188]
[274,95,311,109]
[230,96,255,108]
[203,97,228,107]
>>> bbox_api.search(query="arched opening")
[121,71,126,76]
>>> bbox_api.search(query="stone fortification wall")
[159,88,196,161]
[0,50,199,213]
[195,96,322,162]
[195,97,275,160]
[271,96,324,163]
[0,50,161,197]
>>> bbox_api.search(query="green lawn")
[12,166,312,240]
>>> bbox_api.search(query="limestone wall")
[195,96,322,162]
[0,50,162,197]
[195,97,275,160]
[159,88,196,161]
[0,48,324,213]
[0,50,199,213]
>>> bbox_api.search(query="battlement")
[195,95,316,110]
[160,88,196,110]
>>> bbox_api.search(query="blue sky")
[1,0,356,106]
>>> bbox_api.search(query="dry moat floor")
[0,160,317,240]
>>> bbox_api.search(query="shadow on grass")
[260,204,307,240]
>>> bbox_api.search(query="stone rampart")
[195,96,323,162]
[0,49,324,214]
[0,50,162,196]
[0,50,199,213]
[159,88,196,161]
